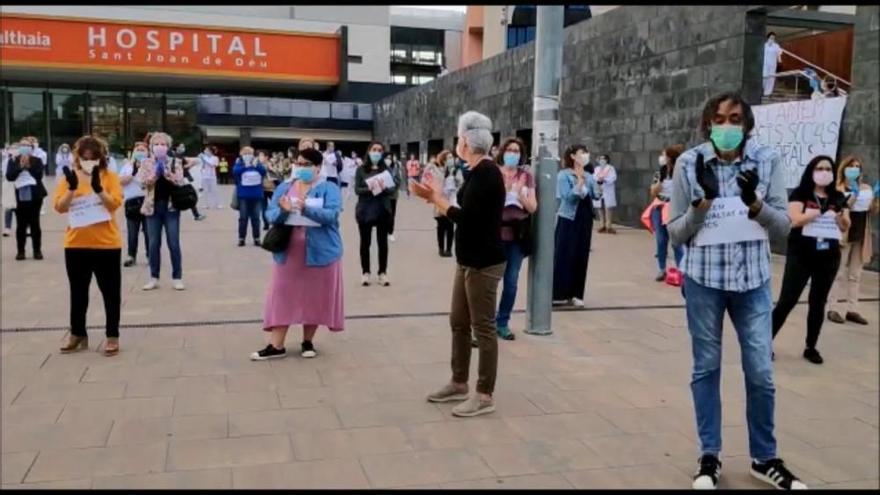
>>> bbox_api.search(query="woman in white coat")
[594,154,617,234]
[55,143,74,178]
[763,32,783,97]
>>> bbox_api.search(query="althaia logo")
[0,30,51,48]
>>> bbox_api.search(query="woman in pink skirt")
[250,148,344,360]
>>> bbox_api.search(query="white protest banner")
[68,194,111,229]
[694,196,768,247]
[802,211,842,240]
[752,96,846,189]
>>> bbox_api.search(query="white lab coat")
[593,163,617,208]
[2,152,15,209]
[763,41,782,96]
[55,151,73,176]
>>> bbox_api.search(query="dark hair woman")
[646,144,685,281]
[354,141,399,287]
[493,137,537,340]
[771,155,850,364]
[5,136,47,260]
[53,135,124,356]
[424,149,463,257]
[552,144,599,307]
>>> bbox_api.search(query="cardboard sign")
[694,197,768,247]
[752,97,847,189]
[68,193,111,228]
[802,211,842,240]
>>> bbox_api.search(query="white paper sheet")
[694,196,768,247]
[240,170,262,187]
[802,211,842,240]
[68,193,112,229]
[284,196,323,227]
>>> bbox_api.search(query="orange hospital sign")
[0,14,340,84]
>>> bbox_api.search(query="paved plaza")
[1,181,878,489]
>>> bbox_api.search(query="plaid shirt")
[671,140,789,293]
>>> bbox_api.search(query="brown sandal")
[60,335,89,353]
[103,338,120,356]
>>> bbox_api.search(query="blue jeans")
[651,204,683,271]
[146,200,182,280]
[684,276,776,462]
[238,197,262,241]
[3,208,14,229]
[496,240,525,329]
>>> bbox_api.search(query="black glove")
[695,153,719,200]
[62,166,78,191]
[736,169,759,207]
[91,167,103,194]
[832,193,848,212]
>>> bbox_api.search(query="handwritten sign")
[802,211,842,240]
[752,96,847,189]
[68,193,111,228]
[284,197,322,227]
[694,197,768,247]
[240,170,262,187]
[13,171,36,189]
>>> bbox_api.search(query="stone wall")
[373,5,764,225]
[839,5,879,268]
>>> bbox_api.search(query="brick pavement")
[1,182,878,488]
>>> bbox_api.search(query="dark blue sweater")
[233,159,267,200]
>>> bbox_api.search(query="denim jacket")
[266,179,343,266]
[556,168,598,220]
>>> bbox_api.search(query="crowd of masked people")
[3,91,879,490]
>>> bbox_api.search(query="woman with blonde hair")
[827,155,878,325]
[137,131,188,291]
[120,141,150,267]
[53,135,124,355]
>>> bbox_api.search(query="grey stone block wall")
[840,5,880,268]
[373,5,761,226]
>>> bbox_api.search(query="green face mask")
[710,124,744,152]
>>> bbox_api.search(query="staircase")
[762,48,850,105]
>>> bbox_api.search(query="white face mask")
[79,159,99,174]
[658,155,668,166]
[584,153,591,163]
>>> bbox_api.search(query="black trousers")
[15,199,42,254]
[126,213,149,259]
[552,199,593,301]
[65,248,122,338]
[358,221,389,275]
[389,199,398,235]
[435,216,454,253]
[772,248,840,350]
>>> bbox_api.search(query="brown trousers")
[449,262,505,395]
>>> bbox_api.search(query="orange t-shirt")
[53,169,124,249]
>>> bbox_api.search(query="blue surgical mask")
[242,154,253,163]
[368,152,382,163]
[445,158,454,168]
[844,167,860,181]
[132,151,147,161]
[18,146,32,156]
[503,153,520,168]
[294,166,314,183]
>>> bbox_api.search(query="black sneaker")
[692,454,721,489]
[301,341,317,358]
[15,252,25,261]
[803,348,823,365]
[750,458,807,489]
[33,251,43,260]
[238,239,245,247]
[123,257,136,267]
[250,344,286,361]
[845,311,868,325]
[253,239,261,247]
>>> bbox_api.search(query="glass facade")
[49,89,86,159]
[6,87,45,147]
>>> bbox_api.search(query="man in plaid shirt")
[668,92,807,490]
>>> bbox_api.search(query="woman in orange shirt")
[53,136,124,356]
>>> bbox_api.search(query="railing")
[780,47,851,89]
[196,96,373,121]
[767,69,848,101]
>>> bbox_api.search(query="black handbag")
[124,197,145,220]
[261,224,294,253]
[170,183,198,211]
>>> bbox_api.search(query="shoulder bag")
[261,224,294,253]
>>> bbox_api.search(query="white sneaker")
[388,234,396,242]
[142,278,159,291]
[361,274,371,286]
[172,279,186,291]
[378,274,390,286]
[552,299,570,306]
[571,298,585,308]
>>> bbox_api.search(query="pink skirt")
[262,227,345,331]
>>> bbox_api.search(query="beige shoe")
[427,382,469,403]
[103,337,119,356]
[451,394,496,417]
[60,335,89,353]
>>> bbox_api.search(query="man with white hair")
[411,111,506,417]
